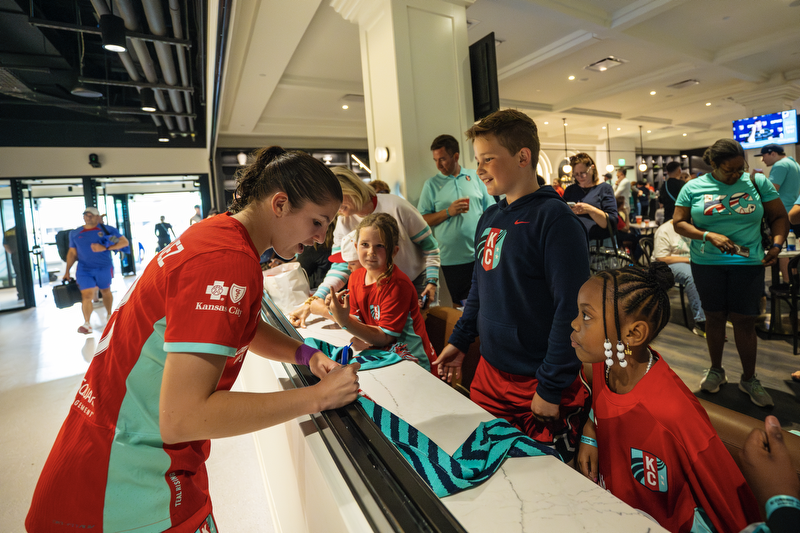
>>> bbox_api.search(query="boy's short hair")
[465,109,540,170]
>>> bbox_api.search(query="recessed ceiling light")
[568,75,575,80]
[342,105,349,110]
[647,130,651,133]
[585,56,627,72]
[683,133,687,136]
[564,123,568,126]
[544,121,549,125]
[617,127,621,131]
[706,102,711,106]
[650,91,656,95]
[602,126,606,129]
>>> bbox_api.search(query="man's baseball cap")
[758,144,785,156]
[83,207,100,216]
[328,230,359,263]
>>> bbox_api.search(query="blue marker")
[341,342,353,365]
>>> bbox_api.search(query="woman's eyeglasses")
[716,161,748,178]
[573,171,592,178]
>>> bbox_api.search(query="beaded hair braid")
[597,264,673,343]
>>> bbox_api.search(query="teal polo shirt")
[768,156,800,212]
[417,168,495,265]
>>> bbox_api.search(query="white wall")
[0,147,210,178]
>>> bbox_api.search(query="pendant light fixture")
[605,124,614,173]
[100,14,127,53]
[638,125,647,172]
[157,125,170,143]
[562,118,572,174]
[140,88,157,112]
[71,29,102,98]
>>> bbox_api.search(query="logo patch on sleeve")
[205,281,229,300]
[230,284,246,303]
[630,448,668,492]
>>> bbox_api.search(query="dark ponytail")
[229,146,343,214]
[597,262,674,342]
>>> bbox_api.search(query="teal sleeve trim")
[380,327,401,337]
[411,226,431,242]
[766,495,800,520]
[417,232,439,252]
[164,342,237,357]
[589,408,595,423]
[314,262,350,298]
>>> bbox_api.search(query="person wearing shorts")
[63,206,129,334]
[673,139,788,407]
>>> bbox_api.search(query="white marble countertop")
[294,314,667,532]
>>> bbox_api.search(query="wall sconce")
[100,14,127,53]
[237,152,248,166]
[375,147,390,163]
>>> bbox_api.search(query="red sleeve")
[347,270,365,324]
[375,277,415,336]
[682,440,760,533]
[163,250,261,356]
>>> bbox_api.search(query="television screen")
[733,110,798,150]
[469,32,499,122]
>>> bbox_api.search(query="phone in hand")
[732,245,750,258]
[567,202,576,206]
[420,294,429,309]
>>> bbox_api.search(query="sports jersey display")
[27,214,263,532]
[347,266,436,371]
[590,350,760,533]
[69,224,123,269]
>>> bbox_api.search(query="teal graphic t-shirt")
[675,172,778,265]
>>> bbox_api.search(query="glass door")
[0,180,27,311]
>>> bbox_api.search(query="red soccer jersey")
[590,350,760,533]
[27,214,263,533]
[348,266,437,371]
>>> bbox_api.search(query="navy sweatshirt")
[448,186,590,404]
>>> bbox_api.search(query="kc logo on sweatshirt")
[478,228,507,271]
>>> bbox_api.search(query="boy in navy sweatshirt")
[434,109,591,461]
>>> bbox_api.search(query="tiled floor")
[0,273,271,532]
[2,270,799,531]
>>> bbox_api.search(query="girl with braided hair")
[327,212,437,372]
[572,262,759,533]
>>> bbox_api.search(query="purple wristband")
[295,343,317,366]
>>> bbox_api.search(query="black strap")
[603,212,619,255]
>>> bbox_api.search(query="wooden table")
[629,222,659,234]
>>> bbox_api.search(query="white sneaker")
[77,323,93,334]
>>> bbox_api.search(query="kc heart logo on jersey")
[630,448,668,492]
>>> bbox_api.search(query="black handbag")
[589,212,634,274]
[748,174,772,252]
[53,279,82,309]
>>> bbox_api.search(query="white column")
[332,0,476,204]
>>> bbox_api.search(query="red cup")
[636,215,643,223]
[461,197,470,211]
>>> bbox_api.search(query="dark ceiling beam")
[78,77,195,93]
[28,18,192,49]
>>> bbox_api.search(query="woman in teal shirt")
[674,138,788,408]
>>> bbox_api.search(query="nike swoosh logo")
[514,220,529,225]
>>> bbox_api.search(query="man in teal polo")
[418,134,494,304]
